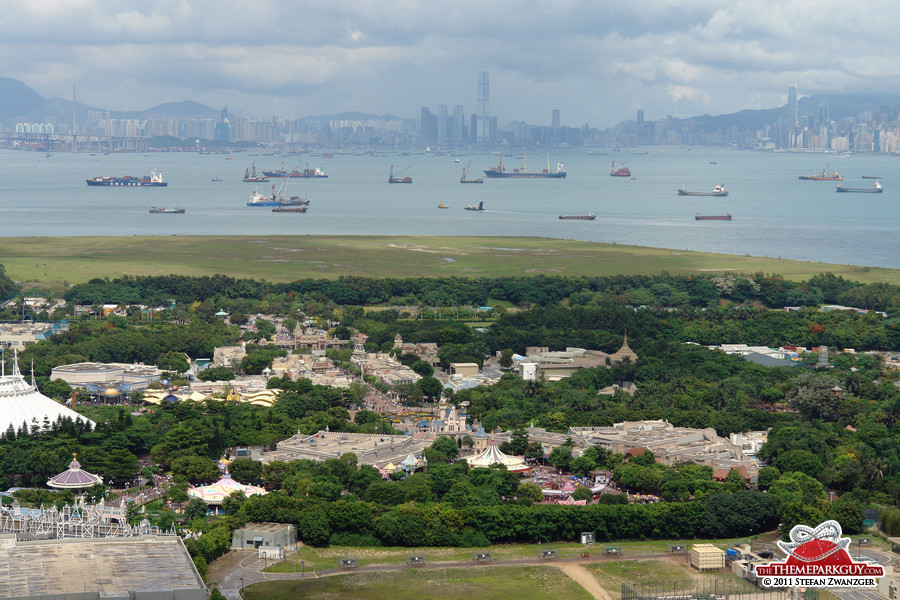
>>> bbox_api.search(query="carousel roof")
[0,351,95,435]
[467,443,529,472]
[187,475,266,504]
[47,455,102,489]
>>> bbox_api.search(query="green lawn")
[245,566,594,600]
[2,235,897,289]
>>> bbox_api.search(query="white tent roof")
[0,353,95,434]
[467,443,529,472]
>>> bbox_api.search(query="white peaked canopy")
[467,442,529,473]
[0,350,95,435]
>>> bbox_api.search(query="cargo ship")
[610,161,631,177]
[272,206,308,213]
[247,185,283,206]
[799,166,842,180]
[695,213,732,220]
[460,161,483,183]
[483,154,566,178]
[464,202,485,211]
[263,163,328,178]
[389,165,412,183]
[149,207,184,213]
[836,181,882,193]
[243,163,269,182]
[678,184,728,197]
[86,170,166,186]
[559,213,596,220]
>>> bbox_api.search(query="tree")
[499,349,514,370]
[40,378,74,401]
[157,351,190,374]
[184,498,209,522]
[417,376,444,401]
[756,466,781,491]
[424,436,459,463]
[411,360,434,377]
[516,482,544,504]
[572,486,593,501]
[786,371,841,420]
[228,458,263,484]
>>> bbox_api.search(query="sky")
[3,0,899,129]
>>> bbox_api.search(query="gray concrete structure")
[0,534,206,600]
[232,522,296,550]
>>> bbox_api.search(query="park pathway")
[556,563,612,600]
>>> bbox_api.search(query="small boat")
[438,204,449,209]
[149,207,185,214]
[211,177,222,182]
[677,184,728,197]
[464,202,485,211]
[709,161,717,165]
[272,206,308,213]
[454,158,461,163]
[862,175,882,179]
[610,161,631,177]
[243,162,269,182]
[799,165,842,180]
[559,213,596,220]
[388,164,412,183]
[836,181,883,193]
[460,161,484,184]
[695,213,732,220]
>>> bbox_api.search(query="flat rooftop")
[0,535,205,599]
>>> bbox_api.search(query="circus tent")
[187,475,266,505]
[0,350,95,434]
[466,442,529,473]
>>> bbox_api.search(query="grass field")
[1,235,897,288]
[244,566,594,600]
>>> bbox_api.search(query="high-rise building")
[470,114,478,143]
[477,71,490,142]
[453,105,464,142]
[637,109,644,124]
[552,109,560,129]
[420,107,438,143]
[438,104,448,143]
[788,85,799,128]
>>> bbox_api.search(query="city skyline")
[5,1,900,128]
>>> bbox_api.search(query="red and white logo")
[756,520,883,588]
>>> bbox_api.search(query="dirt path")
[556,563,612,600]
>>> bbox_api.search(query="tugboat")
[149,207,185,213]
[610,161,631,177]
[438,204,449,209]
[464,202,485,211]
[677,184,728,196]
[388,165,412,183]
[483,154,566,178]
[86,170,167,186]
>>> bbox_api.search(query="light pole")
[239,577,243,597]
[300,560,304,577]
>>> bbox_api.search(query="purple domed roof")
[48,455,102,489]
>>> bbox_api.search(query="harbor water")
[0,148,898,269]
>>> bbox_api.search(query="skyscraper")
[552,109,560,129]
[438,104,448,143]
[637,109,644,124]
[477,71,490,142]
[788,85,799,128]
[453,105,464,142]
[420,107,438,143]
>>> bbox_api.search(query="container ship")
[87,170,166,186]
[695,213,732,220]
[483,154,566,178]
[678,184,728,197]
[559,213,596,220]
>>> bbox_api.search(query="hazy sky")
[3,0,897,128]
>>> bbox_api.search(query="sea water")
[0,148,897,269]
